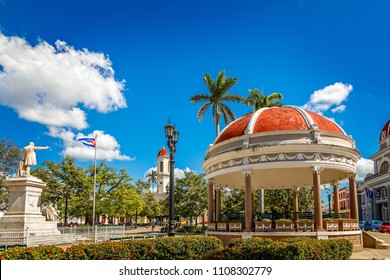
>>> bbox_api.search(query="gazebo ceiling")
[202,106,360,189]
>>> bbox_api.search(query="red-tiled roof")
[215,106,345,144]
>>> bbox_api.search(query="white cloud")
[302,82,352,114]
[174,167,192,179]
[143,166,193,180]
[48,127,133,161]
[356,157,374,181]
[0,33,126,129]
[331,105,346,113]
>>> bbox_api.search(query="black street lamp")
[164,119,179,237]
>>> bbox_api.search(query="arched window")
[380,161,389,173]
[160,161,163,172]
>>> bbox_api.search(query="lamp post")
[164,119,179,237]
[328,194,332,215]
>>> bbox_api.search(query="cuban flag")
[365,189,373,198]
[78,137,96,148]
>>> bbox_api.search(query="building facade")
[338,187,350,217]
[358,119,390,221]
[153,146,170,202]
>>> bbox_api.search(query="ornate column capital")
[207,178,215,185]
[241,169,252,177]
[348,173,357,181]
[331,181,340,188]
[311,166,324,174]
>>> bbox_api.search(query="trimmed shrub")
[0,236,352,260]
[0,245,65,260]
[207,237,353,260]
[65,236,223,260]
[64,242,133,260]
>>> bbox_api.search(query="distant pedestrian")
[151,221,155,231]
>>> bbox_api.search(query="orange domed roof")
[157,146,169,157]
[380,119,390,142]
[215,106,346,144]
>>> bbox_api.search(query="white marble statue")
[42,203,59,221]
[17,142,49,177]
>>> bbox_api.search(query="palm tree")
[246,88,283,111]
[190,71,246,136]
[146,169,158,193]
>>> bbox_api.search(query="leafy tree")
[139,192,161,223]
[33,157,90,223]
[0,137,20,210]
[264,189,292,216]
[145,169,158,193]
[298,187,314,212]
[246,88,283,111]
[111,184,145,221]
[135,179,151,194]
[221,189,245,219]
[85,161,136,224]
[167,172,208,225]
[190,70,246,136]
[33,157,143,225]
[264,187,314,218]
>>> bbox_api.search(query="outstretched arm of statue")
[34,146,50,151]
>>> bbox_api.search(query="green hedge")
[205,237,353,260]
[0,236,223,260]
[0,236,353,260]
[0,245,65,260]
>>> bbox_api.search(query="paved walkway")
[350,231,390,260]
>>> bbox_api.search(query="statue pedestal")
[0,176,59,235]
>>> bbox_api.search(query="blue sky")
[0,0,389,193]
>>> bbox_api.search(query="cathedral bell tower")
[156,146,170,194]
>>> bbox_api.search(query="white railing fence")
[0,225,127,249]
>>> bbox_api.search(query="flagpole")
[92,134,98,228]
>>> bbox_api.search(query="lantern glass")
[164,122,174,138]
[173,129,179,141]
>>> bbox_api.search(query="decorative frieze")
[206,152,356,174]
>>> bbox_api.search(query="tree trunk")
[216,110,220,136]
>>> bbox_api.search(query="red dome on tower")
[214,106,346,144]
[157,146,169,157]
[380,119,390,142]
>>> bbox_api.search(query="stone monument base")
[0,215,60,235]
[0,175,60,235]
